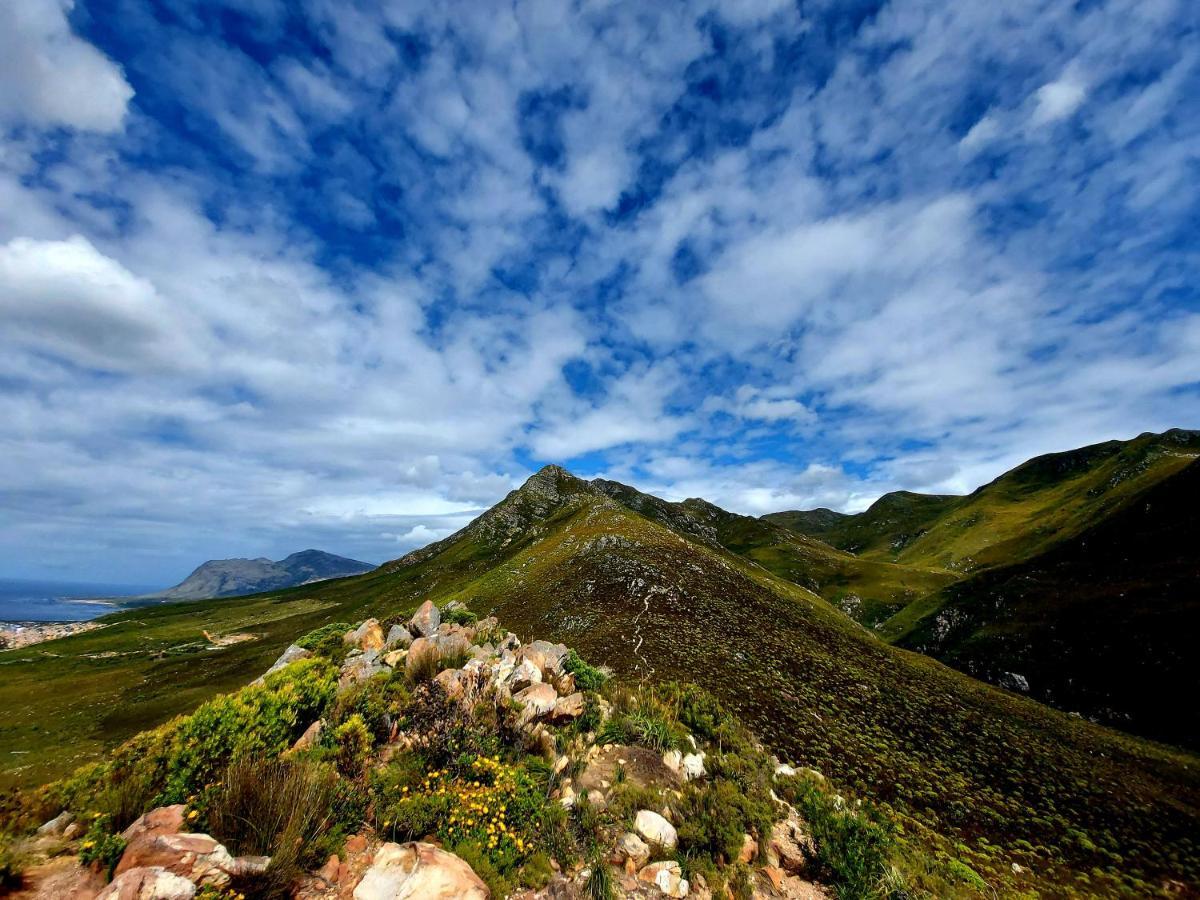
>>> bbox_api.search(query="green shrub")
[333,715,373,778]
[777,775,893,900]
[93,770,157,832]
[79,814,127,878]
[296,622,352,659]
[564,650,607,692]
[675,779,773,863]
[442,606,479,627]
[330,676,409,744]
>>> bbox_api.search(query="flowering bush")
[375,754,565,896]
[78,813,126,877]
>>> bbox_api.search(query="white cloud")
[1030,75,1088,126]
[0,0,133,132]
[0,235,202,371]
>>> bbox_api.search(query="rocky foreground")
[3,600,871,899]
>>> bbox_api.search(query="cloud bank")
[0,0,1197,583]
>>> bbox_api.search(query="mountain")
[141,549,376,601]
[3,463,1196,896]
[765,429,1200,745]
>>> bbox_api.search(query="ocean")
[0,578,156,623]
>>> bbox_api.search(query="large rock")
[514,683,558,722]
[290,719,324,752]
[405,637,437,678]
[114,832,242,886]
[97,866,197,900]
[552,692,585,721]
[353,841,489,899]
[257,643,313,682]
[634,809,678,850]
[682,751,706,781]
[637,860,689,898]
[618,832,651,868]
[528,640,569,675]
[385,624,413,649]
[410,601,441,637]
[121,805,185,843]
[506,658,542,693]
[345,619,385,652]
[36,810,75,836]
[340,652,388,689]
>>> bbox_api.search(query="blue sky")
[1,0,1197,584]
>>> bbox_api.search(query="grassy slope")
[2,467,1199,896]
[592,480,957,627]
[886,458,1200,749]
[770,430,1200,575]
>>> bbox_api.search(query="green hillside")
[764,429,1200,744]
[771,430,1200,574]
[885,457,1200,749]
[2,465,1199,896]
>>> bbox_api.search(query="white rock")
[662,749,683,773]
[637,860,689,898]
[682,752,706,781]
[354,841,488,900]
[619,832,651,867]
[97,867,196,899]
[774,763,797,778]
[635,809,678,850]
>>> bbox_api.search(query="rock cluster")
[23,602,834,900]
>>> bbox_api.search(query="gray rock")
[384,624,413,649]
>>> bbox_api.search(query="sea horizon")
[0,577,157,623]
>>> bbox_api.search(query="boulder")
[97,866,197,900]
[662,750,683,774]
[406,637,437,678]
[291,719,323,752]
[619,832,651,868]
[383,649,407,668]
[257,643,313,682]
[514,683,559,722]
[36,810,75,836]
[114,832,241,886]
[433,668,466,700]
[507,658,543,693]
[345,619,385,652]
[552,692,585,721]
[634,809,678,850]
[121,805,185,844]
[340,653,388,689]
[682,751,706,781]
[410,601,441,638]
[353,841,489,899]
[384,624,414,649]
[637,860,689,898]
[529,640,569,675]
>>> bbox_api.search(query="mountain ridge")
[137,548,376,601]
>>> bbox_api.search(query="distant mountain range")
[138,549,375,601]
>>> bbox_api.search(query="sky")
[1,0,1198,585]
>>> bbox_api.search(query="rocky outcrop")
[353,841,489,899]
[114,830,267,887]
[97,866,198,899]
